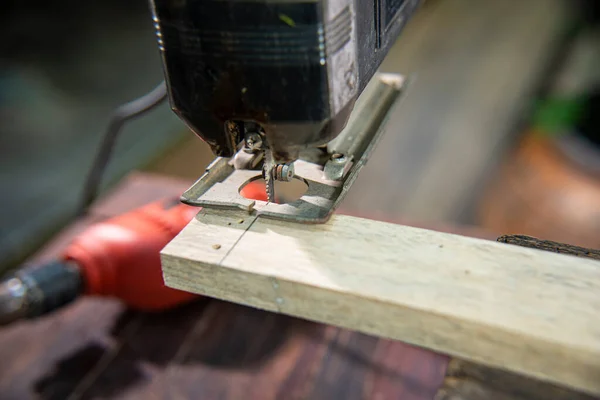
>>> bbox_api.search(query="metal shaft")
[0,277,27,325]
[0,261,83,326]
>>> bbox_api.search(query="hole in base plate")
[240,177,308,204]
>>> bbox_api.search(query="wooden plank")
[497,235,600,262]
[435,235,600,400]
[161,210,600,396]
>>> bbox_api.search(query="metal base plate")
[180,73,406,224]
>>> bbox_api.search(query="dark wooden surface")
[0,173,449,400]
[497,235,600,261]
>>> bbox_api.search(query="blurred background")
[1,0,599,273]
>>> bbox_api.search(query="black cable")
[78,81,168,216]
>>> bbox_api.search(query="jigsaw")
[149,0,421,222]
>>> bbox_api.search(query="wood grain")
[435,235,600,400]
[162,210,600,396]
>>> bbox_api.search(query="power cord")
[78,81,168,215]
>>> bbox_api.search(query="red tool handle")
[63,198,198,311]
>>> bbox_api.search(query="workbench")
[2,172,598,400]
[0,173,451,400]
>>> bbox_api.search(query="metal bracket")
[180,73,406,223]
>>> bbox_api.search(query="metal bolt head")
[245,132,263,151]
